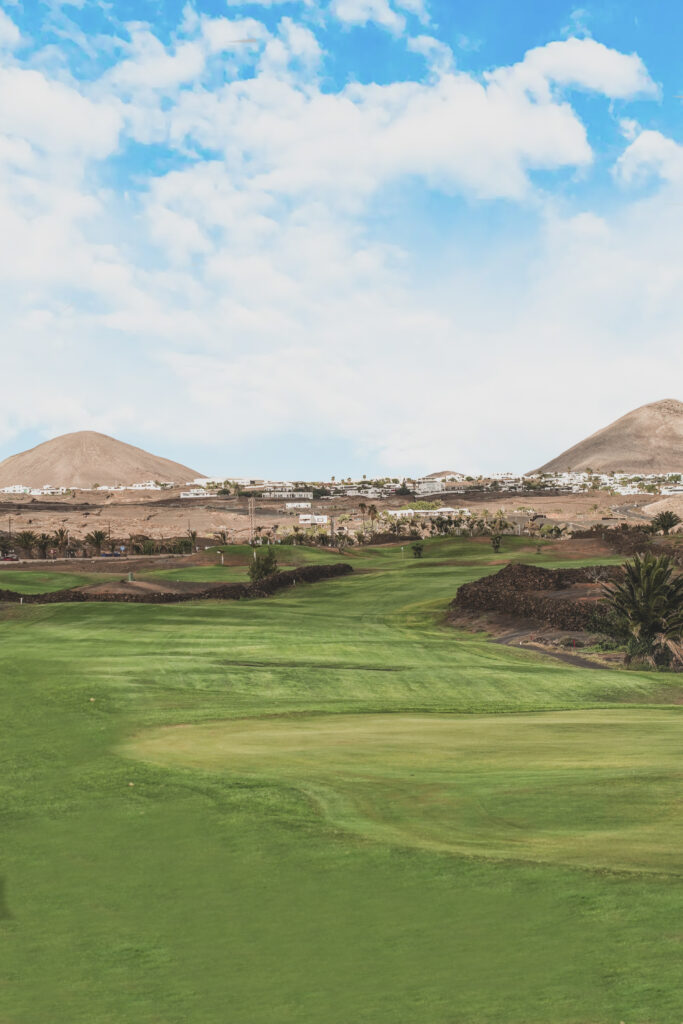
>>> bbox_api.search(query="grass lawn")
[0,569,117,593]
[1,537,681,1023]
[126,709,683,874]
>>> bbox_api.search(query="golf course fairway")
[126,709,683,874]
[2,539,683,1023]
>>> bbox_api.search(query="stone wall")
[0,563,353,605]
[451,562,620,631]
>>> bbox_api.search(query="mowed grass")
[126,709,683,874]
[1,538,682,1023]
[0,569,117,592]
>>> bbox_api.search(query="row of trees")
[0,528,199,559]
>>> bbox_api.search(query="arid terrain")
[0,485,662,547]
[532,398,683,474]
[0,430,200,489]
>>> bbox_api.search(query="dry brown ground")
[0,487,657,544]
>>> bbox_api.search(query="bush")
[248,546,278,581]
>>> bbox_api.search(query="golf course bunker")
[125,710,683,875]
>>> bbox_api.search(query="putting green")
[126,709,683,875]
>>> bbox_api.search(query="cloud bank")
[0,4,679,475]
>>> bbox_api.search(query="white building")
[264,490,314,499]
[346,488,382,499]
[299,514,329,526]
[181,489,208,498]
[415,480,446,494]
[286,502,311,510]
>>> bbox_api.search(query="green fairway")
[2,537,682,1023]
[0,569,117,592]
[127,709,683,874]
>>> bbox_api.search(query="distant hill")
[530,399,683,475]
[423,470,463,479]
[0,431,201,489]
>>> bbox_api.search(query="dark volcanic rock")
[451,562,620,631]
[0,563,353,605]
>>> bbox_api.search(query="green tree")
[411,542,424,558]
[248,546,278,582]
[14,530,37,558]
[53,528,69,556]
[651,510,681,535]
[367,504,379,535]
[601,552,683,669]
[37,533,52,559]
[85,530,108,556]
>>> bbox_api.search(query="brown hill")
[530,399,683,475]
[0,431,201,489]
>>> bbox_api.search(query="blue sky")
[0,0,681,478]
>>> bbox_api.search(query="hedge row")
[0,563,353,605]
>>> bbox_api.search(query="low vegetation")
[601,552,683,668]
[1,537,682,1023]
[248,545,278,581]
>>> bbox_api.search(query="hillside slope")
[530,399,683,474]
[0,431,201,488]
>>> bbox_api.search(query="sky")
[0,0,681,479]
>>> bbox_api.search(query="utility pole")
[330,516,335,548]
[248,498,255,543]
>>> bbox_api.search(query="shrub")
[248,546,278,581]
[601,552,683,668]
[652,510,681,535]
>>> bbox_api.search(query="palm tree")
[358,502,367,533]
[53,528,69,556]
[601,552,683,668]
[652,511,681,535]
[37,533,52,559]
[14,530,37,558]
[367,504,379,536]
[85,530,108,556]
[129,534,148,555]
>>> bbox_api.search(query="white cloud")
[407,34,453,75]
[105,29,206,92]
[0,8,20,49]
[395,0,429,23]
[200,16,268,54]
[331,0,405,34]
[0,67,121,160]
[257,17,323,75]
[0,13,676,474]
[226,0,313,5]
[615,130,683,185]
[489,37,658,101]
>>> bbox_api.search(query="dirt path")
[493,634,612,670]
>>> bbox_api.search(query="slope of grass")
[126,709,683,874]
[1,541,681,1024]
[0,569,116,593]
